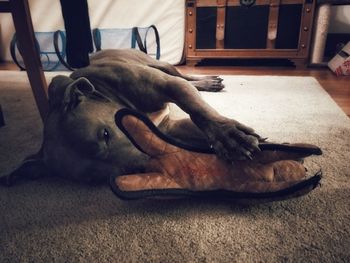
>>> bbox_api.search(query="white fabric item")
[96,27,159,60]
[0,0,185,64]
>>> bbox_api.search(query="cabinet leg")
[291,59,308,69]
[186,59,201,67]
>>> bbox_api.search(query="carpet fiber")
[0,71,349,262]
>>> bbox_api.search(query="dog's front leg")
[164,78,261,161]
[71,64,261,161]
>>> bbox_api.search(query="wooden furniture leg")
[9,0,49,121]
[186,59,201,67]
[291,58,308,69]
[0,104,5,127]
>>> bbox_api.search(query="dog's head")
[3,75,146,186]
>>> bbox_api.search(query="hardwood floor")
[0,62,18,70]
[1,62,349,116]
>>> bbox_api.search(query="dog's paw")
[206,118,261,161]
[206,78,225,92]
[202,75,223,80]
[192,77,225,92]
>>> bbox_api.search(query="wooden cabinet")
[185,0,316,66]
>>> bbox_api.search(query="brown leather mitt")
[110,108,322,202]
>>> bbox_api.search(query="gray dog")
[4,49,262,185]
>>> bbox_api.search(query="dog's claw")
[252,145,261,153]
[245,152,253,160]
[259,137,268,142]
[205,117,263,162]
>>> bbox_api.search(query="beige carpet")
[0,71,349,262]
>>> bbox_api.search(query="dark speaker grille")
[195,4,303,50]
[275,4,303,49]
[224,6,270,49]
[196,7,217,49]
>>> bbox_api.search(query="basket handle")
[144,25,161,60]
[132,27,147,54]
[92,28,102,51]
[54,30,75,71]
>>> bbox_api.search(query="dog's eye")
[103,129,110,143]
[98,128,110,144]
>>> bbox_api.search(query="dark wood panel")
[196,0,305,6]
[185,0,316,66]
[0,2,11,12]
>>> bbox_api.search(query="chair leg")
[0,104,5,127]
[10,0,49,121]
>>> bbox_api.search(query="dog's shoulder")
[89,49,153,65]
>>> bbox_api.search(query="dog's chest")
[147,105,170,126]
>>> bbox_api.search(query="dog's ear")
[68,77,111,103]
[49,76,110,112]
[0,150,48,186]
[48,75,75,109]
[62,77,97,112]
